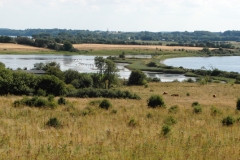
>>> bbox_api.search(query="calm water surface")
[0,54,194,82]
[163,56,240,73]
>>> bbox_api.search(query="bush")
[210,106,222,116]
[58,97,66,105]
[168,105,179,114]
[163,116,177,125]
[99,99,112,110]
[46,117,61,128]
[222,116,235,126]
[128,70,147,85]
[37,89,46,96]
[147,95,165,108]
[128,118,138,127]
[66,88,141,99]
[146,113,153,118]
[192,101,200,107]
[193,106,202,114]
[34,97,48,107]
[236,98,240,110]
[161,125,171,136]
[186,93,190,96]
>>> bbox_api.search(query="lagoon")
[163,56,240,73]
[0,54,193,82]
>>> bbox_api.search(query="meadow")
[1,82,240,159]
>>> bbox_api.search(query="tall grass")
[0,82,240,159]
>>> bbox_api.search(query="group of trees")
[1,29,240,48]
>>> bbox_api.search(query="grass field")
[0,43,50,51]
[1,82,240,159]
[73,44,205,51]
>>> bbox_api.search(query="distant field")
[73,44,204,51]
[0,43,50,51]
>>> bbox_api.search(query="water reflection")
[0,54,193,82]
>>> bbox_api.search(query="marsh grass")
[0,83,240,159]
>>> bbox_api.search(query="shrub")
[236,98,240,110]
[34,97,48,107]
[37,89,46,96]
[161,125,171,136]
[163,116,177,125]
[186,93,190,96]
[210,106,222,116]
[58,97,66,105]
[193,106,202,114]
[168,105,179,114]
[222,116,235,126]
[99,99,112,110]
[192,101,200,107]
[128,118,138,127]
[147,95,165,108]
[111,109,118,114]
[46,117,61,128]
[146,113,153,118]
[128,70,147,85]
[48,95,55,101]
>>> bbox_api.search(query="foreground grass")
[1,82,240,159]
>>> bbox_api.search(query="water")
[163,56,240,73]
[0,54,193,82]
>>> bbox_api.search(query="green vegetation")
[99,99,112,110]
[147,95,165,108]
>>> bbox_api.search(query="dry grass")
[73,44,206,51]
[0,82,240,159]
[0,43,50,51]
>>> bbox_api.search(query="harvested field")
[0,43,50,51]
[73,44,207,51]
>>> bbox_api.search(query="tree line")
[1,29,240,47]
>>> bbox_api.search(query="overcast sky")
[0,0,239,32]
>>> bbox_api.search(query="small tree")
[147,95,165,108]
[128,70,147,85]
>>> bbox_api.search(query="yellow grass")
[1,82,240,159]
[73,44,205,51]
[0,43,50,51]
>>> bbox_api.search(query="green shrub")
[186,93,190,96]
[66,88,140,99]
[222,116,235,126]
[147,95,165,108]
[34,97,48,107]
[37,89,46,97]
[193,106,202,114]
[168,105,179,114]
[192,101,200,107]
[163,116,177,125]
[161,125,171,136]
[128,118,138,127]
[48,95,55,102]
[58,97,66,105]
[46,117,61,128]
[210,106,222,116]
[99,99,112,110]
[48,101,58,109]
[146,113,153,118]
[236,98,240,110]
[111,109,118,114]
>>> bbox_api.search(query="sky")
[0,0,239,32]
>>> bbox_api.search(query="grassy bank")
[1,82,240,159]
